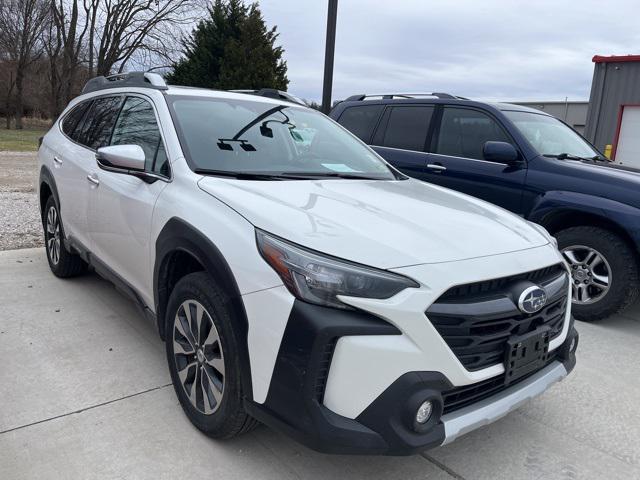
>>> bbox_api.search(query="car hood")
[563,158,640,180]
[198,177,549,269]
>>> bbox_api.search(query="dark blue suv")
[331,93,640,321]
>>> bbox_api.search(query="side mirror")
[96,145,145,172]
[483,141,519,164]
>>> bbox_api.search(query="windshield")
[168,96,398,179]
[504,110,600,158]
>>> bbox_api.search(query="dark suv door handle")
[427,163,447,173]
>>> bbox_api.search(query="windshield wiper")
[278,171,385,180]
[543,153,608,162]
[194,168,289,180]
[195,169,391,181]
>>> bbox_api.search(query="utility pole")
[321,0,338,114]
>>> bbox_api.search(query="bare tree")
[0,0,49,129]
[47,0,93,118]
[0,59,16,128]
[93,0,205,76]
[42,0,203,119]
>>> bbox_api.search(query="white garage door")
[616,106,640,167]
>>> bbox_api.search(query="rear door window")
[76,96,124,150]
[336,105,384,142]
[435,107,511,161]
[111,96,168,176]
[61,101,92,140]
[377,106,434,151]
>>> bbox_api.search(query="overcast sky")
[259,0,640,103]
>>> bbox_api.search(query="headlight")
[527,221,558,248]
[256,230,419,309]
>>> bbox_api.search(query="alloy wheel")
[46,206,61,265]
[172,299,225,415]
[562,245,611,304]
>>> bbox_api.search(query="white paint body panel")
[198,176,548,269]
[243,286,295,403]
[40,122,95,249]
[88,170,168,303]
[616,106,640,168]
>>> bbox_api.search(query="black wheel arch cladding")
[39,166,70,251]
[154,217,253,401]
[39,165,60,216]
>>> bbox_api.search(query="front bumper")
[244,299,578,455]
[442,360,568,445]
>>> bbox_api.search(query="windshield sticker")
[322,163,357,172]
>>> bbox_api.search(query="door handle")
[426,163,447,172]
[53,156,63,165]
[87,173,100,186]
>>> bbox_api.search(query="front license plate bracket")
[504,327,551,385]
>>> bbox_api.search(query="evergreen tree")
[167,0,288,91]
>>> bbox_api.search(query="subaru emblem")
[518,286,547,314]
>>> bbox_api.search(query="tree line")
[0,0,289,129]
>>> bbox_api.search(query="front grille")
[430,297,566,370]
[437,264,565,302]
[427,264,568,371]
[442,352,558,414]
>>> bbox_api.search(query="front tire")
[165,272,258,438]
[557,226,639,321]
[43,196,87,278]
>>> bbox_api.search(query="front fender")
[528,190,640,248]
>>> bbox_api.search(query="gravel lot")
[0,152,42,251]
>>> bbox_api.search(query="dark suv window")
[436,107,511,161]
[111,96,168,176]
[76,96,124,150]
[376,106,434,151]
[61,101,92,140]
[337,105,383,142]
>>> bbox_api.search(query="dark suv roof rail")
[82,72,168,94]
[345,92,462,101]
[229,88,307,106]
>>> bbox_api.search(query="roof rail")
[82,72,168,94]
[345,92,461,101]
[229,88,307,106]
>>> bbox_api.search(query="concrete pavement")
[1,248,639,479]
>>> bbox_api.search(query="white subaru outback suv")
[38,72,578,455]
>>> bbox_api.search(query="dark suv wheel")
[43,196,87,278]
[165,272,258,437]
[556,226,639,321]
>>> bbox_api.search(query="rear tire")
[556,226,639,321]
[43,196,87,278]
[165,272,258,438]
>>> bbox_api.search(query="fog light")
[416,400,433,424]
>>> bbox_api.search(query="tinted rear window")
[336,105,383,142]
[76,96,124,150]
[378,106,434,151]
[62,101,92,140]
